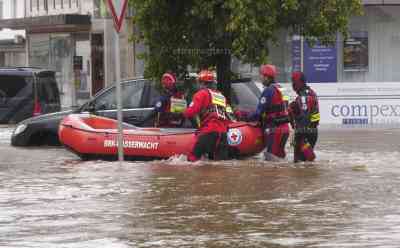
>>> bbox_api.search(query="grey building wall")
[236,3,400,83]
[338,5,400,82]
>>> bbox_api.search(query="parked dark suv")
[0,67,61,124]
[11,77,260,146]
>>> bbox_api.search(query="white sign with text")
[278,82,400,126]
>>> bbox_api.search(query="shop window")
[29,34,50,68]
[343,31,369,72]
[75,35,91,97]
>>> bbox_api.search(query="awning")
[0,14,91,33]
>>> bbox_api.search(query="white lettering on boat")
[103,140,159,150]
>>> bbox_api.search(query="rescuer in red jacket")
[154,72,187,128]
[183,70,229,162]
[249,64,290,160]
[288,71,320,162]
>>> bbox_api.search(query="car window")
[37,75,60,104]
[0,75,30,102]
[94,86,116,110]
[231,82,261,110]
[94,80,146,110]
[147,83,161,108]
[122,80,145,109]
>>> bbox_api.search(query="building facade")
[233,1,400,126]
[0,0,145,109]
[236,1,400,85]
[0,0,26,67]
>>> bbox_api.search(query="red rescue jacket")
[183,88,228,134]
[289,86,320,128]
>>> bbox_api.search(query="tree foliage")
[129,0,362,97]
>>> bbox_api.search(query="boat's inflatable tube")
[59,114,265,160]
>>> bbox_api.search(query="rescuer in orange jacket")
[249,64,290,160]
[183,70,229,162]
[154,72,187,128]
[288,71,320,162]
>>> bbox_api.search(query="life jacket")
[262,84,289,127]
[198,89,228,126]
[293,87,320,128]
[157,94,187,127]
[169,97,187,113]
[277,84,290,109]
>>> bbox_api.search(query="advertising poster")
[343,31,369,71]
[303,40,337,83]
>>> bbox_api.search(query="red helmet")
[260,64,277,78]
[198,70,215,83]
[291,71,306,92]
[161,73,176,89]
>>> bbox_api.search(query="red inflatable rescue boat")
[59,114,265,161]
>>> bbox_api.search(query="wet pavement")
[1,126,400,247]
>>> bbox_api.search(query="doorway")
[91,33,105,95]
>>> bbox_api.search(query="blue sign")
[303,40,337,83]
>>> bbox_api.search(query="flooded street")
[1,126,400,247]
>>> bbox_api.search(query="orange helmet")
[260,64,277,78]
[198,70,215,83]
[161,73,176,89]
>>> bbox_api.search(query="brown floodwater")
[1,127,400,247]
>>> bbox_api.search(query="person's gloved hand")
[234,110,244,120]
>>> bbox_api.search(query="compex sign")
[330,103,400,125]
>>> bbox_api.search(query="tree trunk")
[216,53,232,103]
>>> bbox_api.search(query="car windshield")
[231,81,261,111]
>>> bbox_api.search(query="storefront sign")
[280,82,400,126]
[303,40,337,83]
[343,31,368,71]
[323,99,400,125]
